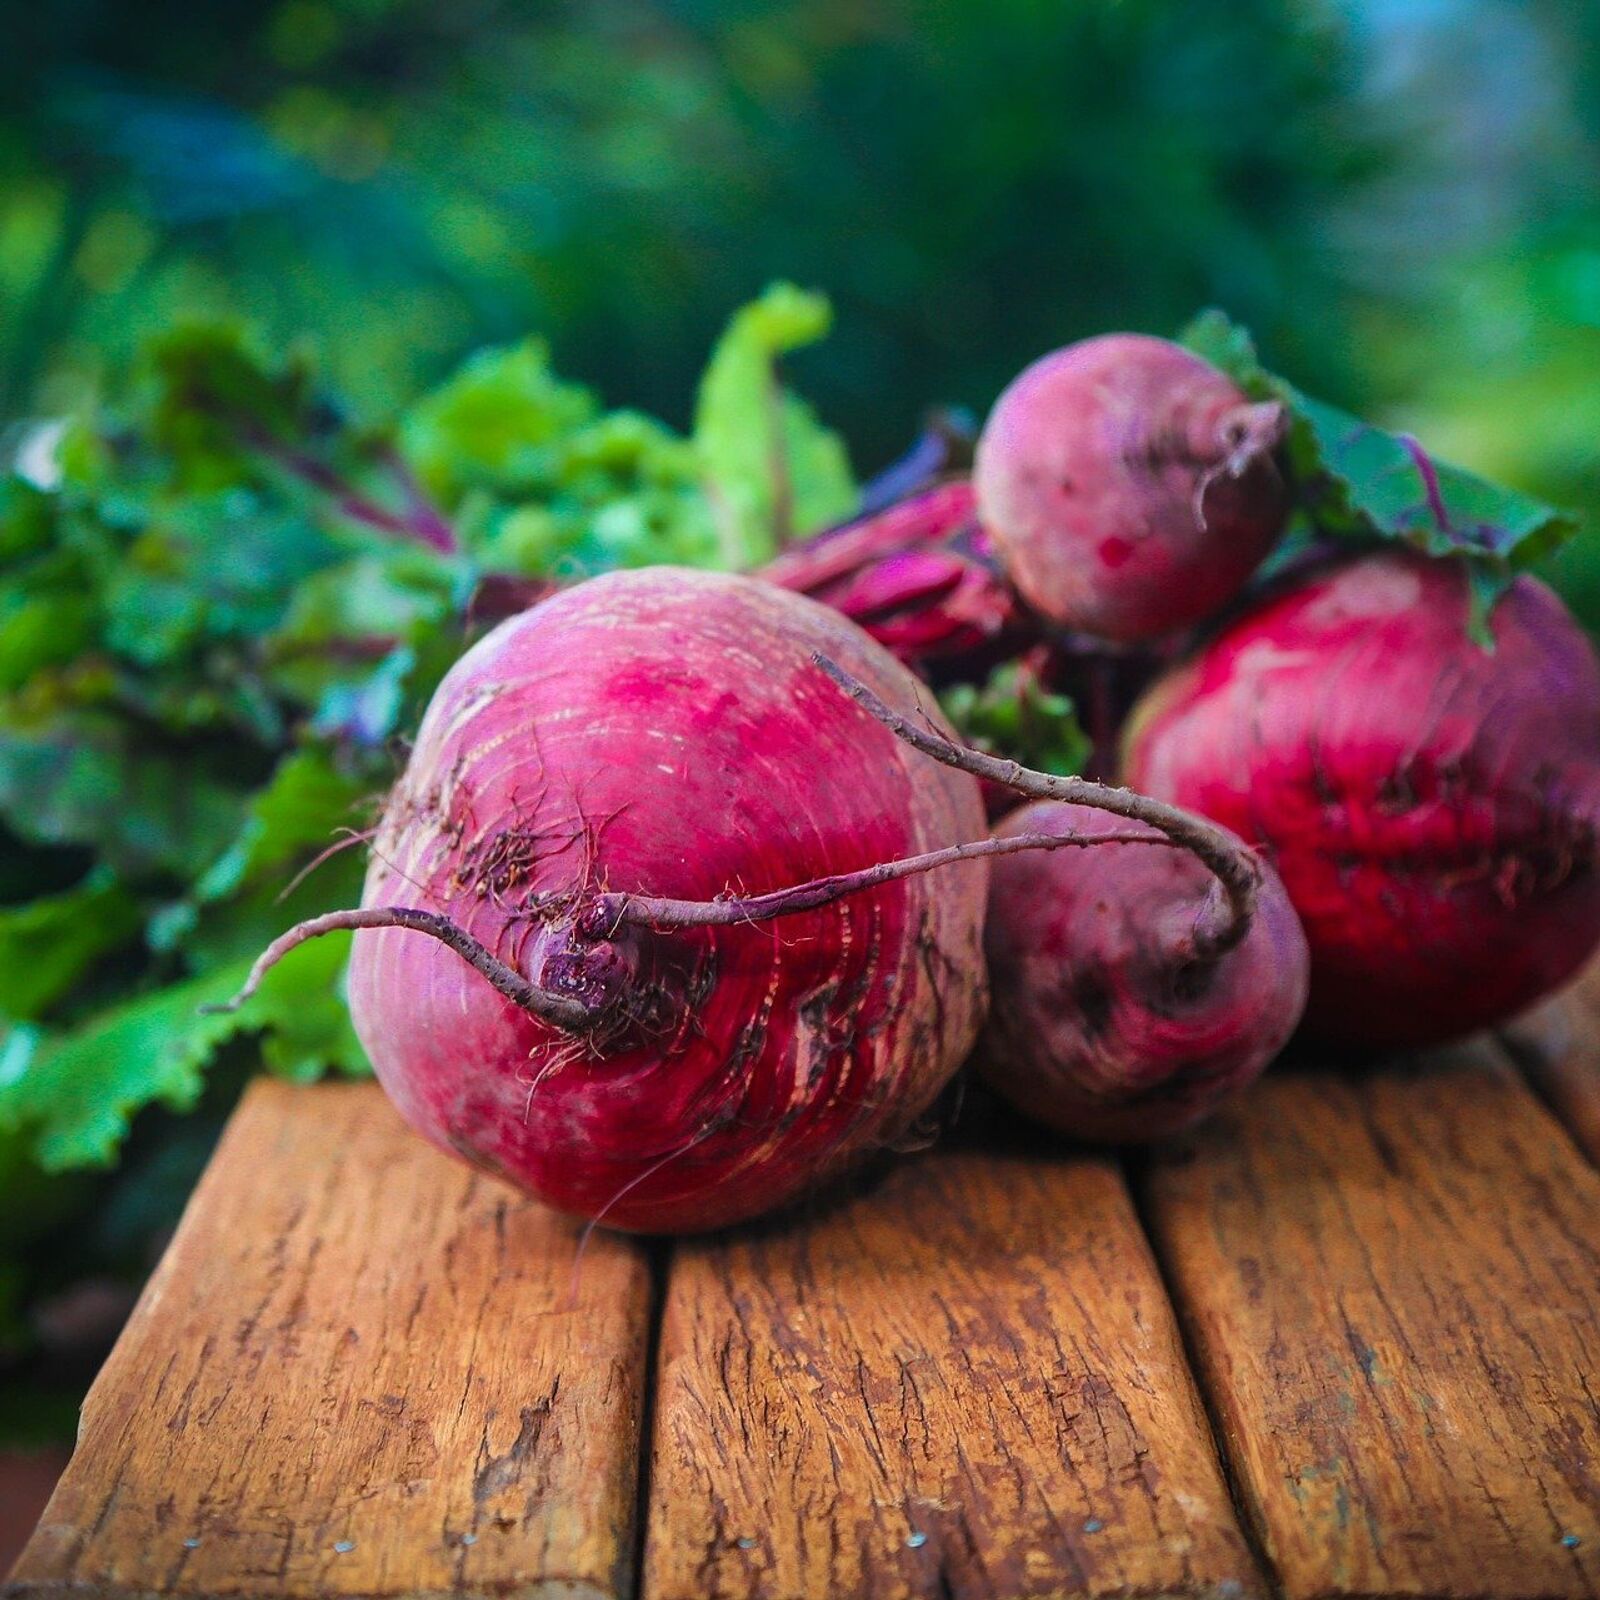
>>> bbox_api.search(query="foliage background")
[1,0,1597,1434]
[6,0,1598,593]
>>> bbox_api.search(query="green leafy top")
[940,661,1089,781]
[1181,310,1578,613]
[693,283,856,567]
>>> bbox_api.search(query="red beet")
[808,657,1288,1135]
[759,480,1032,675]
[980,801,1308,1141]
[222,570,993,1232]
[1122,549,1600,1047]
[974,334,1290,642]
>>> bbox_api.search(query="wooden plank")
[1501,962,1600,1164]
[1143,1040,1600,1599]
[641,1130,1264,1600]
[5,1079,653,1600]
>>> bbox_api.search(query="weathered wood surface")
[14,1005,1600,1599]
[5,1079,653,1600]
[1143,1038,1600,1600]
[642,1132,1262,1600]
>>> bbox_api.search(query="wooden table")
[8,964,1600,1600]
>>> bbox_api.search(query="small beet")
[979,801,1308,1142]
[974,334,1289,642]
[1122,549,1600,1047]
[808,655,1289,1139]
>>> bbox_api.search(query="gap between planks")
[1499,960,1600,1167]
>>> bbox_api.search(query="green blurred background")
[0,0,1598,1473]
[3,0,1598,606]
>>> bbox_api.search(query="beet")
[1121,549,1600,1047]
[758,479,1032,676]
[219,570,993,1232]
[973,334,1290,642]
[979,800,1308,1141]
[809,656,1293,1134]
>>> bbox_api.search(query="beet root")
[1122,549,1600,1047]
[974,334,1289,642]
[810,660,1296,1135]
[223,570,996,1233]
[980,801,1308,1142]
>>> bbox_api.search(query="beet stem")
[595,827,1177,930]
[767,371,795,549]
[199,906,595,1031]
[1219,400,1287,478]
[1398,434,1452,534]
[811,653,1261,957]
[374,441,461,553]
[229,413,460,554]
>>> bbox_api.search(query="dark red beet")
[974,334,1289,642]
[809,656,1291,1138]
[980,801,1308,1141]
[1122,549,1600,1047]
[758,480,1033,675]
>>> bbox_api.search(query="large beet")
[223,570,991,1232]
[1122,550,1600,1046]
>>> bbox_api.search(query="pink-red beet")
[808,657,1286,1135]
[1122,549,1600,1047]
[974,334,1290,642]
[232,570,993,1232]
[980,801,1308,1141]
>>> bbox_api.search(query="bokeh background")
[1,0,1597,1525]
[5,0,1599,604]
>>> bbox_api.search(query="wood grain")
[1501,962,1600,1164]
[641,1132,1263,1600]
[1143,1039,1600,1599]
[5,1079,653,1600]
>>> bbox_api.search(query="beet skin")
[981,801,1308,1141]
[1122,550,1600,1047]
[345,569,989,1232]
[974,334,1289,642]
